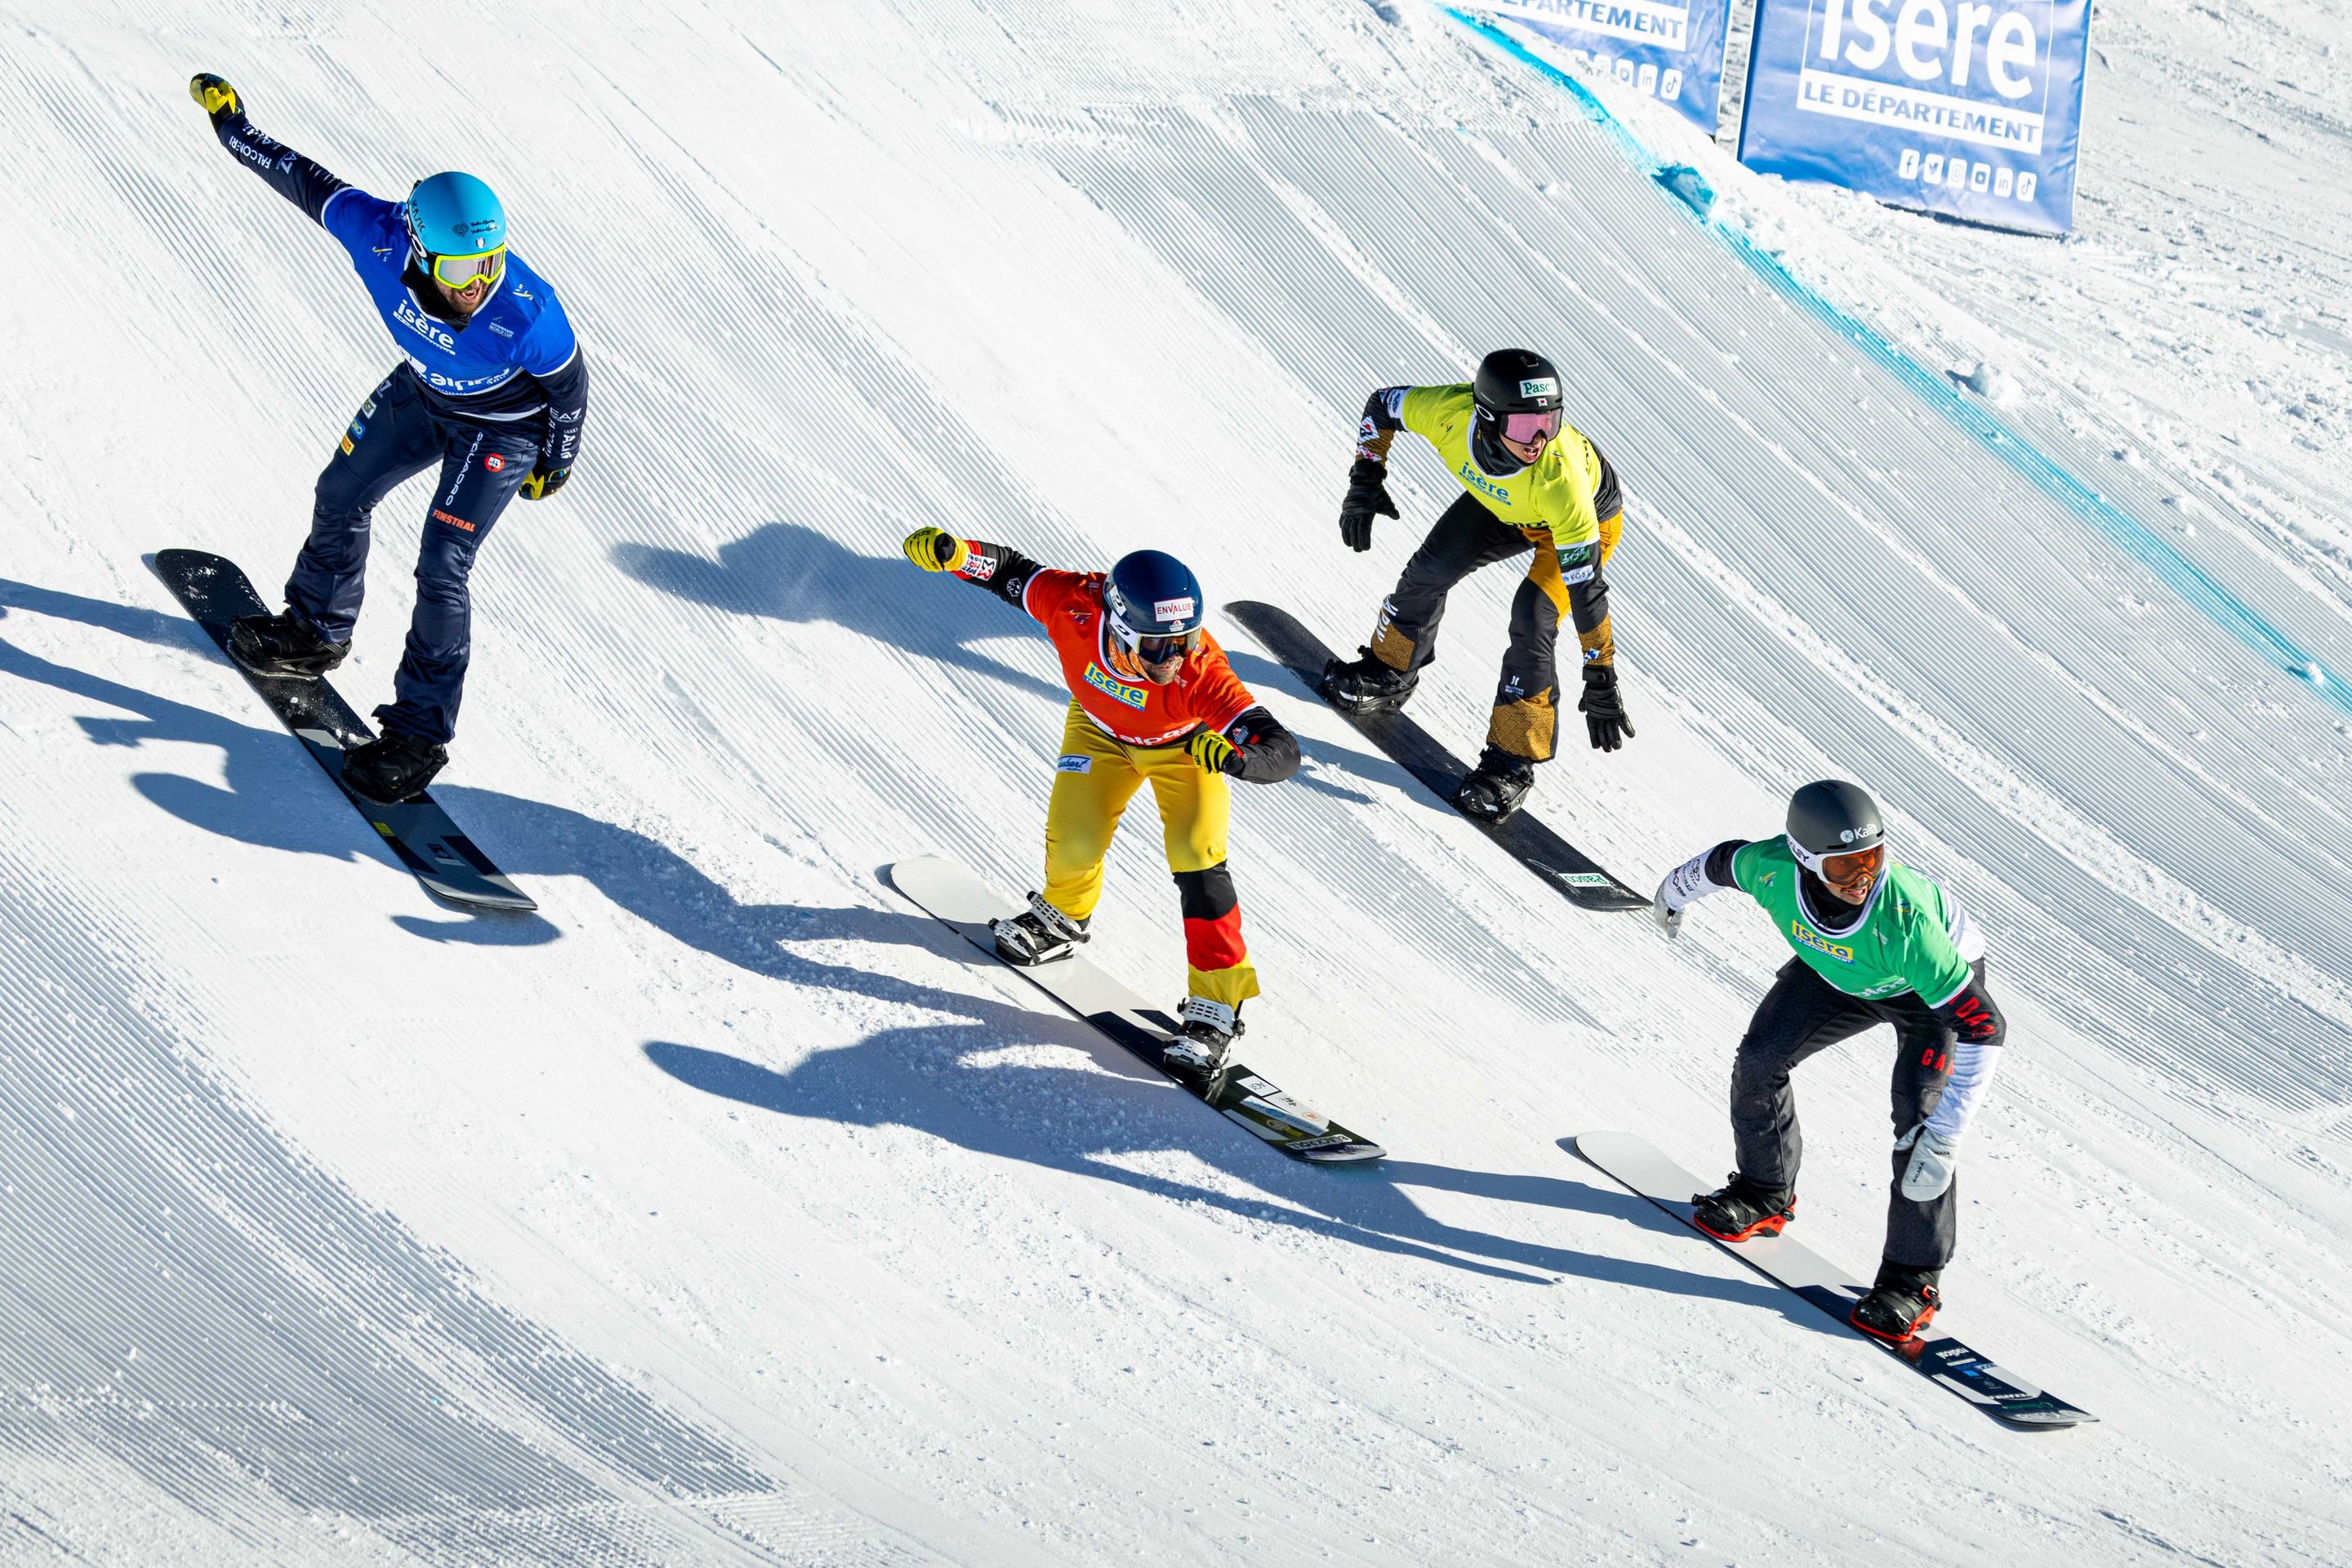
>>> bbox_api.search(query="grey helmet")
[1784,779,1884,875]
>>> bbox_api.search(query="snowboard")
[1223,600,1648,913]
[886,856,1384,1162]
[1572,1131,2096,1428]
[150,550,536,913]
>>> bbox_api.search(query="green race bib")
[1731,839,1972,1004]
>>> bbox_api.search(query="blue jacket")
[212,112,587,470]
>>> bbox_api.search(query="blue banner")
[1476,0,1735,135]
[1736,0,2090,234]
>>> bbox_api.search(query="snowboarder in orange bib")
[905,528,1300,1076]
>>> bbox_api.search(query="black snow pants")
[286,364,540,746]
[1730,956,1989,1270]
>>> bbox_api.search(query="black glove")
[519,465,570,501]
[1339,458,1398,552]
[1933,977,2004,1044]
[1578,663,1635,751]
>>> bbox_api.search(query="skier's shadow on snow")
[400,780,1771,1299]
[612,523,1387,807]
[610,522,1063,705]
[643,1036,1819,1321]
[0,580,444,870]
[0,581,1801,1315]
[404,769,1770,1301]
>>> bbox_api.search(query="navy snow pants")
[287,365,539,745]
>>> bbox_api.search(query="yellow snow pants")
[1041,704,1258,1010]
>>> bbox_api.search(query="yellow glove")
[902,527,969,573]
[1187,727,1237,774]
[189,73,241,122]
[519,465,570,501]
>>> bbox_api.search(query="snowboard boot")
[228,607,350,679]
[991,892,1090,966]
[1161,996,1244,1077]
[1321,648,1418,715]
[1850,1261,1943,1343]
[341,724,448,804]
[1455,746,1536,824]
[1691,1172,1797,1242]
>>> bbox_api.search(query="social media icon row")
[1898,147,2038,203]
[1566,51,1686,103]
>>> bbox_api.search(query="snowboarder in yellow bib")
[1323,349,1632,823]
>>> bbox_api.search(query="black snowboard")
[889,857,1384,1162]
[1225,600,1648,912]
[1575,1132,2096,1428]
[150,550,535,913]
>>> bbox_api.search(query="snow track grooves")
[1006,91,2352,1111]
[0,840,897,1566]
[3,2,2351,1563]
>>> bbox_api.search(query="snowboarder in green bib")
[1650,780,2007,1342]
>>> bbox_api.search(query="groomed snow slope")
[0,2,2346,1563]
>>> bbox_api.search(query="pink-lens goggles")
[1500,410,1561,446]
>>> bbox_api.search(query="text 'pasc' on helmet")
[1472,348,1564,416]
[1784,778,1886,874]
[1103,550,1205,676]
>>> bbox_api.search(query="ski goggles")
[417,243,507,292]
[1823,844,1885,884]
[1498,409,1562,446]
[1787,827,1882,879]
[1797,846,1891,893]
[1133,628,1202,665]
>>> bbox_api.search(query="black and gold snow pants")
[1365,450,1621,763]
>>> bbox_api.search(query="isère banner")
[1736,0,2091,234]
[1476,0,1736,135]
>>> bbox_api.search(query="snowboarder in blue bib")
[188,74,587,801]
[1651,780,2009,1342]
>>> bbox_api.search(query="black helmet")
[1472,348,1564,416]
[1785,779,1885,873]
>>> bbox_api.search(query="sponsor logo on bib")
[1789,920,1855,962]
[1458,461,1512,505]
[1084,662,1148,709]
[394,295,457,352]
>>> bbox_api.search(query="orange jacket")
[1016,568,1257,746]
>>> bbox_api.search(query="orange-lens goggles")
[1821,844,1886,884]
[426,245,506,291]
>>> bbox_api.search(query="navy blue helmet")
[1102,550,1205,679]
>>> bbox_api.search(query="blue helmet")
[1103,550,1205,679]
[403,171,506,259]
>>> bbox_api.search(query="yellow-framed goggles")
[420,243,506,292]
